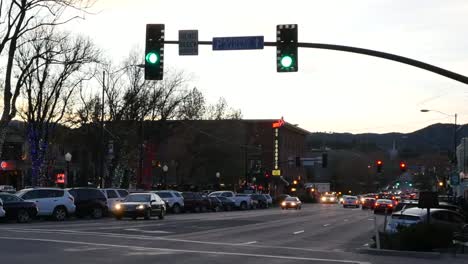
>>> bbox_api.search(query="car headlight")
[115,204,121,210]
[281,202,286,206]
[339,198,344,202]
[291,202,296,206]
[321,197,326,202]
[330,197,335,201]
[137,204,145,210]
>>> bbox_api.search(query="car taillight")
[388,204,393,207]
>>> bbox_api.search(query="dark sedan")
[251,194,268,209]
[217,196,235,211]
[0,193,38,223]
[281,197,302,210]
[113,193,166,220]
[208,196,223,212]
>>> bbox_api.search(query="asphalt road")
[0,203,465,263]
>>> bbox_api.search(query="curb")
[356,247,441,259]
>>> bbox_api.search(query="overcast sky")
[62,0,468,134]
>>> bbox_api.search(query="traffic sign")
[272,169,281,176]
[213,36,264,50]
[179,30,198,55]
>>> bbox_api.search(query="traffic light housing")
[145,24,165,80]
[399,161,407,172]
[277,24,298,72]
[322,153,328,168]
[376,160,383,173]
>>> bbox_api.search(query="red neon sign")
[272,119,285,128]
[0,161,8,170]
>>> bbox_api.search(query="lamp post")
[162,165,168,187]
[65,153,72,187]
[420,109,457,162]
[216,172,221,190]
[421,109,458,193]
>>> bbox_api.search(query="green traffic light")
[280,55,293,68]
[145,52,159,64]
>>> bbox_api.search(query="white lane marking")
[352,208,360,211]
[0,236,371,264]
[344,219,349,222]
[368,218,374,221]
[0,228,350,253]
[240,241,257,245]
[124,228,171,234]
[323,224,331,227]
[64,246,110,252]
[293,230,305,235]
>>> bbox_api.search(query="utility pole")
[100,71,105,188]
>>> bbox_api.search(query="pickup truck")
[208,191,252,210]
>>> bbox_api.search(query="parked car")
[393,200,419,213]
[250,194,269,208]
[114,192,166,220]
[281,197,302,210]
[67,188,108,219]
[0,193,38,223]
[207,196,223,212]
[374,199,395,214]
[16,188,75,221]
[153,190,184,214]
[263,194,273,207]
[0,185,16,194]
[0,198,6,218]
[387,208,466,233]
[209,191,252,210]
[217,196,236,211]
[100,188,129,213]
[182,192,210,213]
[361,198,376,210]
[343,196,359,208]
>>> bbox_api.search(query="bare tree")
[17,28,99,186]
[205,97,243,120]
[178,87,206,120]
[0,0,94,158]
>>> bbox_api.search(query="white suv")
[0,198,5,218]
[100,188,129,212]
[153,190,184,214]
[16,188,75,221]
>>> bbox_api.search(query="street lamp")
[65,153,72,187]
[216,172,221,190]
[162,165,169,187]
[420,109,458,161]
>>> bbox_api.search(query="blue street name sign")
[212,36,264,50]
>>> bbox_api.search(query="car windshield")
[124,194,150,203]
[156,192,172,198]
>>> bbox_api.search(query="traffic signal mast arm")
[162,40,468,85]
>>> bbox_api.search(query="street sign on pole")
[179,30,198,55]
[213,36,264,50]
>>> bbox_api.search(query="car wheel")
[17,209,30,223]
[226,205,232,211]
[91,207,103,219]
[201,205,208,213]
[194,206,201,213]
[172,204,181,214]
[52,206,67,221]
[240,202,248,210]
[298,206,302,210]
[144,209,151,220]
[132,216,137,220]
[158,209,165,220]
[214,205,221,212]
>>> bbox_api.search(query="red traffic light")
[56,173,65,184]
[376,160,383,165]
[399,162,407,172]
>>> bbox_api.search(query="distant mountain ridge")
[307,123,468,153]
